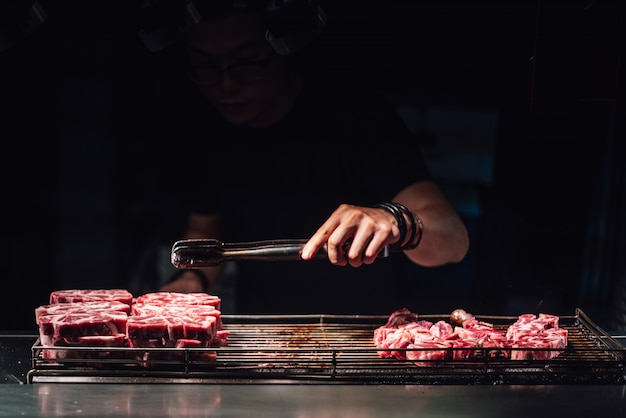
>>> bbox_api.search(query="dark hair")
[139,0,326,54]
[191,0,270,18]
[190,0,327,55]
[191,1,323,36]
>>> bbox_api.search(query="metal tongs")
[171,238,391,269]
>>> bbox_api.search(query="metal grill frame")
[28,308,626,384]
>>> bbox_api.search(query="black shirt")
[173,78,433,314]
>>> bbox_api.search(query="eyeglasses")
[188,51,276,86]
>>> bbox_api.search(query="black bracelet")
[167,269,211,293]
[407,210,424,250]
[372,202,406,252]
[391,202,417,250]
[373,202,424,251]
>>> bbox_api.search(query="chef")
[158,0,469,314]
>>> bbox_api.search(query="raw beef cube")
[132,303,223,330]
[35,300,131,323]
[450,339,478,360]
[406,341,450,366]
[49,289,133,305]
[126,316,170,347]
[135,292,221,310]
[126,314,217,348]
[38,311,129,339]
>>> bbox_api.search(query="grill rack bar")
[28,308,626,384]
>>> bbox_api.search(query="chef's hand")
[300,203,401,267]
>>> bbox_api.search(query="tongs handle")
[171,239,320,268]
[171,238,390,269]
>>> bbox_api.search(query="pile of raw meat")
[35,289,229,363]
[373,308,568,365]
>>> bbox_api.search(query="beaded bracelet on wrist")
[372,202,406,251]
[407,210,423,250]
[389,202,417,249]
[372,202,424,251]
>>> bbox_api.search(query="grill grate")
[28,308,626,384]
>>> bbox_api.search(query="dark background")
[1,0,624,332]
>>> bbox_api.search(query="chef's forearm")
[392,181,470,267]
[402,206,469,266]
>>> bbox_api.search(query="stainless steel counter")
[0,383,624,417]
[2,333,625,417]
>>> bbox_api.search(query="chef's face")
[186,12,299,128]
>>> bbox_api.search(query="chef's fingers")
[346,233,388,267]
[303,204,391,266]
[324,204,370,266]
[344,239,366,267]
[346,230,375,267]
[302,203,356,261]
[363,234,389,265]
[301,216,341,261]
[326,228,353,266]
[335,223,385,268]
[347,210,393,265]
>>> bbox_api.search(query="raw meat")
[37,309,129,361]
[49,289,133,305]
[135,292,221,310]
[41,333,128,360]
[506,313,568,360]
[38,311,129,343]
[374,308,569,366]
[35,300,131,323]
[126,314,218,348]
[34,289,229,365]
[131,302,223,330]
